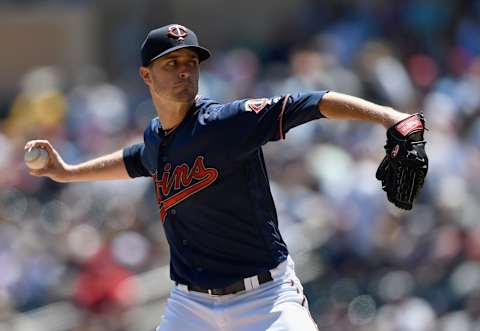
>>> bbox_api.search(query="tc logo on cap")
[168,24,188,41]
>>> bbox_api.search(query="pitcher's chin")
[172,87,197,103]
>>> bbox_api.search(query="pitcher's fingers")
[24,141,57,161]
[29,166,53,175]
[29,169,44,176]
[24,140,53,151]
[25,140,47,148]
[24,141,38,150]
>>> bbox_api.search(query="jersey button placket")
[159,139,168,171]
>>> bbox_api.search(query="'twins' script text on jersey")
[152,155,219,222]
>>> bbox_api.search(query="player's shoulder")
[194,94,288,125]
[196,92,324,114]
[195,95,283,115]
[194,95,229,121]
[241,96,284,113]
[143,117,161,139]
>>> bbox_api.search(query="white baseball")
[24,147,50,170]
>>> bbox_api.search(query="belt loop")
[177,284,189,292]
[243,275,260,291]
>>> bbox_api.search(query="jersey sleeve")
[123,143,150,178]
[200,91,327,156]
[123,117,163,178]
[277,91,328,138]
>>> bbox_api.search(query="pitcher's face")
[140,48,200,102]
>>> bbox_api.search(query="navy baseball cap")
[141,24,211,66]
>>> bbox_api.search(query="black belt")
[180,271,274,296]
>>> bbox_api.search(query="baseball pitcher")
[25,24,428,331]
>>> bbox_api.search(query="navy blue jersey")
[123,91,327,288]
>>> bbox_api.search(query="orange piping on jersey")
[278,95,290,140]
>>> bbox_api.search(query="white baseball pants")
[155,256,318,331]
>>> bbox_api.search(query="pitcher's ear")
[139,67,152,85]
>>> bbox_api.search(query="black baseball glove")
[376,113,428,210]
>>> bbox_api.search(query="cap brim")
[147,45,211,65]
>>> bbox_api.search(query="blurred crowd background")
[1,0,480,330]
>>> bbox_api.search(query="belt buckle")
[208,289,213,295]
